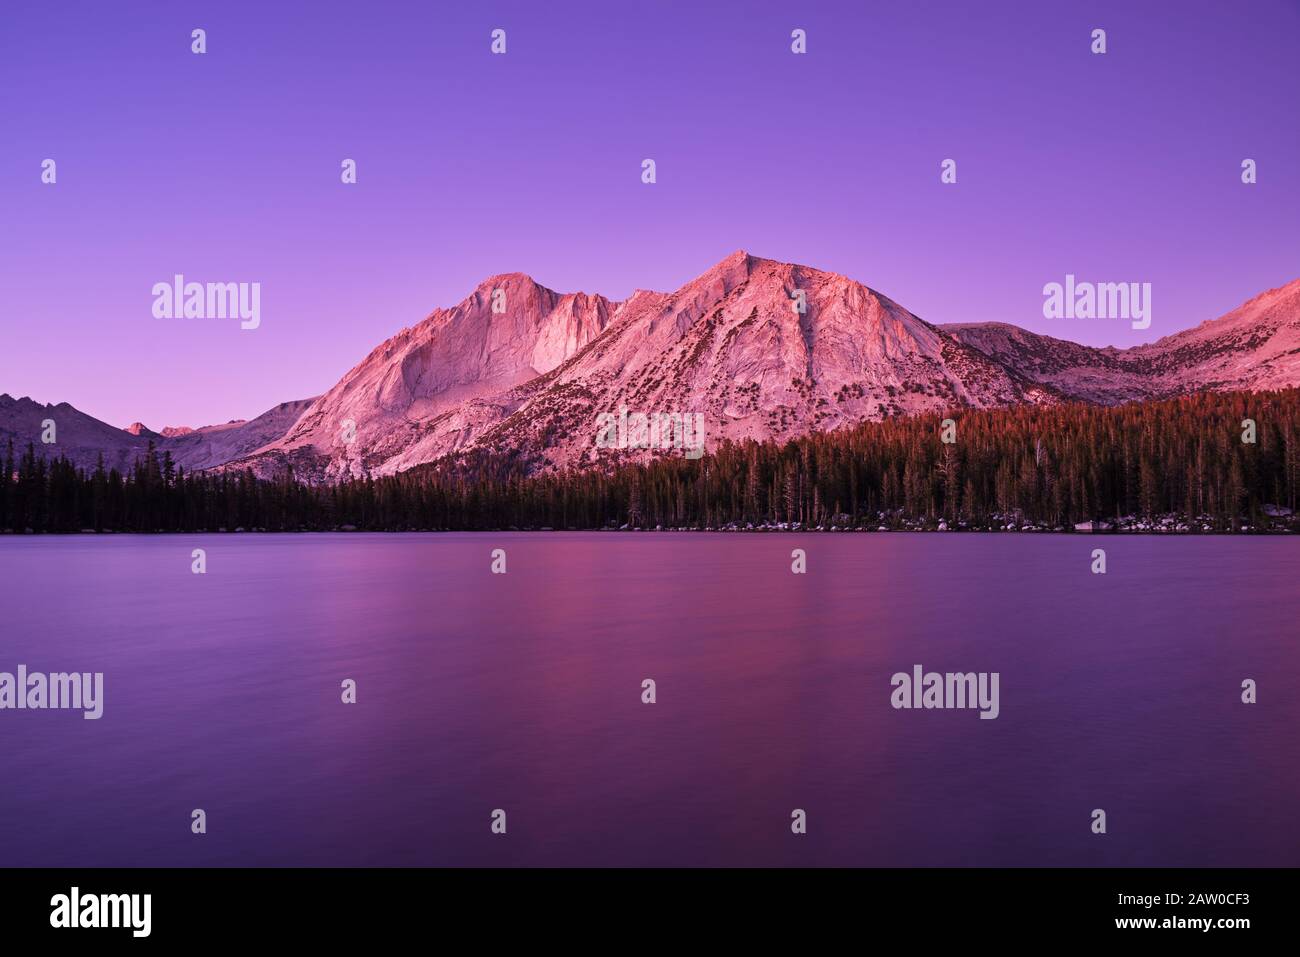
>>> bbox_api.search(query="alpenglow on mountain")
[4,252,1299,482]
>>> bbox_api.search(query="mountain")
[7,254,1299,483]
[0,395,316,475]
[454,251,1059,473]
[237,273,616,481]
[156,398,319,472]
[235,253,1299,480]
[229,251,1069,480]
[944,277,1300,403]
[1,396,155,474]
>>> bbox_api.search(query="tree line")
[2,389,1297,533]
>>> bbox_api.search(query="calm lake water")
[1,533,1296,867]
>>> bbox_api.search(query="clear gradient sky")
[2,0,1297,428]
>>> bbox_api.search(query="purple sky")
[3,0,1298,428]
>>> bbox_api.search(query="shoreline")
[2,525,1295,536]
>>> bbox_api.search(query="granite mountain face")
[6,253,1298,481]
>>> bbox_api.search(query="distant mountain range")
[4,252,1298,482]
[0,396,316,476]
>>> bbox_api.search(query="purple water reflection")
[1,533,1295,866]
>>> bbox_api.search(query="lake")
[1,533,1296,867]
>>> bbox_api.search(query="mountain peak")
[476,270,542,290]
[470,272,587,306]
[678,249,765,297]
[1237,275,1300,310]
[18,256,1295,486]
[694,251,874,296]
